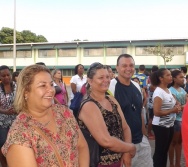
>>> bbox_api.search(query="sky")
[0,0,188,42]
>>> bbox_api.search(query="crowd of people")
[0,56,188,167]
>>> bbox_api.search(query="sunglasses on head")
[87,62,103,76]
[90,62,102,69]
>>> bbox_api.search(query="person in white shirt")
[70,64,87,117]
[150,68,181,167]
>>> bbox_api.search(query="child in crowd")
[168,70,187,167]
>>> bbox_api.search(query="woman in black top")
[78,62,136,167]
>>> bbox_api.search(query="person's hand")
[172,104,181,114]
[121,153,132,167]
[176,101,181,106]
[129,143,136,158]
[6,107,16,115]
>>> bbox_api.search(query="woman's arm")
[0,107,15,115]
[142,88,147,108]
[153,96,180,116]
[6,145,38,167]
[63,83,69,104]
[70,83,77,94]
[77,129,89,167]
[79,102,135,156]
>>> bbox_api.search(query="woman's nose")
[48,85,55,93]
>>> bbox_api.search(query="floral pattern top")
[78,96,124,165]
[0,82,17,128]
[2,104,79,167]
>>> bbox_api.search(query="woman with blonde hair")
[1,64,89,167]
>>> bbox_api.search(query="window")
[58,49,76,57]
[172,47,184,55]
[17,50,32,58]
[136,46,184,56]
[136,47,154,55]
[0,51,13,58]
[38,49,55,58]
[84,48,103,57]
[63,69,74,76]
[106,48,127,56]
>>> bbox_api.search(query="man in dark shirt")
[109,54,153,167]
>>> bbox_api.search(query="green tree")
[37,35,48,42]
[144,43,174,68]
[0,27,48,44]
[21,30,37,43]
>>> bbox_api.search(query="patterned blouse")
[0,82,17,128]
[78,96,124,165]
[2,104,79,167]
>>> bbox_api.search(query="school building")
[0,38,188,84]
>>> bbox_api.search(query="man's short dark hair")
[151,65,159,73]
[116,54,134,66]
[180,66,187,73]
[139,65,145,71]
[0,65,10,71]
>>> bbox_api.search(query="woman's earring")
[25,96,27,100]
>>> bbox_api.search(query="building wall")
[0,39,187,74]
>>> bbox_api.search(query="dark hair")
[74,64,84,75]
[180,66,187,73]
[151,65,159,73]
[106,65,112,70]
[86,62,107,96]
[0,65,13,94]
[0,65,10,72]
[116,54,134,66]
[144,71,150,76]
[87,62,106,79]
[132,77,140,82]
[186,75,188,80]
[12,71,19,82]
[36,62,46,66]
[170,70,182,86]
[150,68,168,86]
[139,65,145,71]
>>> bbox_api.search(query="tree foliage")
[144,43,174,68]
[0,27,48,44]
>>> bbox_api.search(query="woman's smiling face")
[25,71,55,112]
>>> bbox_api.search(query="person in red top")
[182,101,188,166]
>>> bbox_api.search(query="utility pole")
[13,0,16,72]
